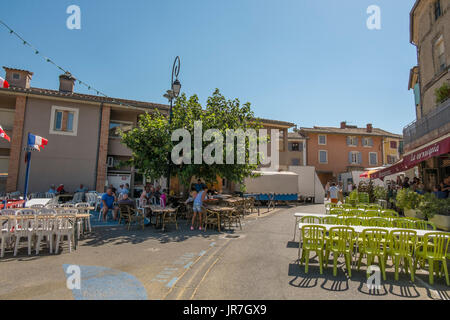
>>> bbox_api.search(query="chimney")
[366,123,373,133]
[3,67,33,89]
[340,121,347,129]
[59,72,76,93]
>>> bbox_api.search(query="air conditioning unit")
[107,156,114,168]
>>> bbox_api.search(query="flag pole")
[23,133,32,208]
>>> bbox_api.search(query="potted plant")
[395,188,423,218]
[419,193,450,231]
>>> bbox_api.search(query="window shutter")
[358,152,362,164]
[347,137,350,146]
[299,142,303,151]
[348,152,352,164]
[369,138,373,146]
[288,143,293,151]
[355,138,359,146]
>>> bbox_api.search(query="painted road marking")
[184,261,193,269]
[209,242,216,247]
[199,250,206,256]
[166,277,178,288]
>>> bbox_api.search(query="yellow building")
[382,136,403,165]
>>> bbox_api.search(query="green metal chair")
[299,225,327,274]
[330,208,344,216]
[415,220,437,231]
[300,216,321,224]
[345,217,364,226]
[392,218,415,229]
[321,216,340,225]
[325,227,357,277]
[416,232,450,286]
[364,210,381,218]
[366,217,390,228]
[388,230,417,281]
[381,209,399,218]
[357,228,389,281]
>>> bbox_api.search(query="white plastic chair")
[16,209,37,216]
[54,214,75,254]
[13,215,34,256]
[75,203,91,233]
[61,203,75,208]
[0,209,16,216]
[30,204,45,209]
[1,218,12,258]
[37,208,57,216]
[35,215,56,255]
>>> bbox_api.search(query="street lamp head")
[172,79,181,97]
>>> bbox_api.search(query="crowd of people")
[387,176,450,199]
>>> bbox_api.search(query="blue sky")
[1,0,417,134]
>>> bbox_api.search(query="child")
[160,189,168,208]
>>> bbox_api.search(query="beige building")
[402,0,450,189]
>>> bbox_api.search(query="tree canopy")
[121,89,267,188]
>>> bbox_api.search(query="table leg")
[217,213,221,232]
[293,217,299,241]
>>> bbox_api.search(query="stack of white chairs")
[54,213,76,254]
[72,192,84,204]
[13,209,36,256]
[30,204,45,209]
[34,213,56,255]
[1,216,12,258]
[75,203,92,233]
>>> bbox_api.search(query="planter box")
[430,214,450,231]
[404,209,422,218]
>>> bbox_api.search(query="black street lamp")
[164,56,181,193]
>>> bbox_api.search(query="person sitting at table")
[48,185,57,194]
[154,186,162,205]
[101,187,119,221]
[140,185,151,206]
[118,193,135,208]
[160,189,168,208]
[57,184,66,194]
[194,179,206,192]
[191,185,208,231]
[75,184,88,193]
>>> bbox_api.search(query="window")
[319,150,328,164]
[289,142,302,151]
[291,158,301,166]
[109,121,133,137]
[387,155,397,164]
[12,73,20,80]
[347,136,358,146]
[318,135,326,145]
[50,106,79,136]
[369,152,378,166]
[349,151,360,164]
[362,137,373,147]
[435,0,442,20]
[435,36,446,73]
[390,141,397,149]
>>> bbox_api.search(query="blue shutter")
[288,143,292,151]
[347,137,350,145]
[355,137,359,146]
[369,138,373,147]
[348,152,352,164]
[357,152,362,164]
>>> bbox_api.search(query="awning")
[371,135,450,180]
[360,170,378,178]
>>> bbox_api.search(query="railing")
[403,98,450,145]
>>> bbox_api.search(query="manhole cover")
[224,235,240,239]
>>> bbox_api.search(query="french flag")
[0,77,9,89]
[28,133,48,151]
[0,125,10,142]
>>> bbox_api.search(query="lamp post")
[163,56,181,193]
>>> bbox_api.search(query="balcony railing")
[403,98,450,145]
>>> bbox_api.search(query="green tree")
[121,89,267,189]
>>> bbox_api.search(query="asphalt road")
[1,204,449,300]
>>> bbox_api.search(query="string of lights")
[0,19,146,109]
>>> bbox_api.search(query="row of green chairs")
[298,225,450,285]
[301,215,436,231]
[329,208,398,217]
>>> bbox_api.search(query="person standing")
[191,185,208,231]
[329,183,339,204]
[338,182,344,204]
[325,182,330,201]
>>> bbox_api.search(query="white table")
[293,213,329,241]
